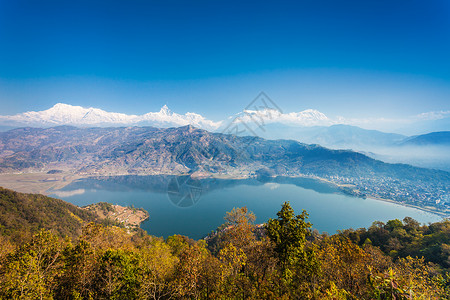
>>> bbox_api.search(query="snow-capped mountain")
[238,108,332,126]
[19,103,139,125]
[216,107,334,134]
[0,103,222,131]
[140,105,221,130]
[1,103,449,172]
[0,103,336,132]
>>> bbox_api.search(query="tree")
[0,234,14,259]
[369,256,445,299]
[221,207,257,252]
[224,207,256,226]
[198,253,222,300]
[136,238,178,300]
[386,219,403,232]
[217,242,248,299]
[265,201,321,299]
[173,240,208,299]
[94,249,139,299]
[317,236,372,298]
[266,202,312,278]
[0,230,63,300]
[55,239,97,299]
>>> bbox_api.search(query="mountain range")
[401,131,450,146]
[2,103,449,146]
[0,125,374,176]
[0,125,444,179]
[1,103,449,173]
[0,125,449,213]
[0,103,222,131]
[256,124,408,149]
[0,103,340,130]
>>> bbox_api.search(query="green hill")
[0,199,448,299]
[0,186,98,242]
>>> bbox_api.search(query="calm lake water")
[50,175,443,239]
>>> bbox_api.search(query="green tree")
[266,202,312,278]
[265,201,321,299]
[55,239,97,299]
[94,249,139,299]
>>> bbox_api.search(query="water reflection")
[52,175,442,239]
[58,175,341,200]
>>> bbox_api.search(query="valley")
[0,171,81,194]
[0,125,449,216]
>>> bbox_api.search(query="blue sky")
[0,0,449,125]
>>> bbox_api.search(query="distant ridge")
[258,124,407,150]
[1,125,448,180]
[401,131,450,146]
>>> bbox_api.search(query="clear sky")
[0,0,449,125]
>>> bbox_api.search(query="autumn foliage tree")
[0,204,448,299]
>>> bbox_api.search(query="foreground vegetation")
[0,189,449,299]
[0,187,99,243]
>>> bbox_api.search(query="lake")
[50,175,443,239]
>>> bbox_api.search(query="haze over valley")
[1,1,450,298]
[0,121,449,216]
[2,103,449,173]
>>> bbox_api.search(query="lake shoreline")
[1,172,447,221]
[305,175,448,219]
[51,174,442,239]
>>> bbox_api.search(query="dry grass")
[0,172,82,194]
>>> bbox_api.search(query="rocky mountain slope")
[1,125,449,212]
[0,125,447,180]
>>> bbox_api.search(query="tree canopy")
[0,195,449,299]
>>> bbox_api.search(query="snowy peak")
[297,109,329,121]
[47,103,74,111]
[0,103,221,130]
[234,108,332,127]
[159,104,171,115]
[18,103,137,125]
[140,105,221,130]
[0,103,334,131]
[282,109,330,126]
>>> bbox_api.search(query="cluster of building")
[325,174,450,213]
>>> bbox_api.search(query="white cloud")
[264,182,280,190]
[336,110,450,128]
[51,189,86,197]
[415,110,450,121]
[232,108,334,127]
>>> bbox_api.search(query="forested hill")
[0,188,449,298]
[0,187,99,242]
